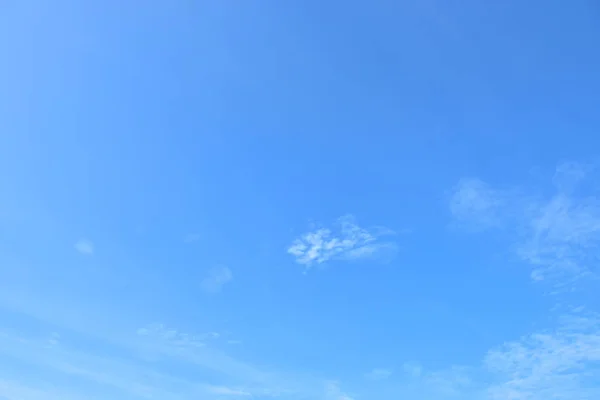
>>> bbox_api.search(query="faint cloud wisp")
[450,162,600,285]
[450,161,600,398]
[449,178,507,231]
[201,266,233,294]
[325,381,354,400]
[485,311,600,400]
[365,368,392,380]
[287,215,397,270]
[74,239,94,255]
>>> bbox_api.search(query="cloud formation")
[485,311,600,400]
[450,178,507,230]
[450,162,600,399]
[74,239,94,255]
[287,215,396,269]
[450,162,600,285]
[0,321,315,400]
[201,266,233,294]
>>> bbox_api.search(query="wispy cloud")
[136,323,211,348]
[449,161,600,399]
[0,322,317,400]
[201,266,233,294]
[450,178,507,231]
[0,284,299,399]
[450,162,600,285]
[287,215,397,269]
[365,368,393,380]
[485,311,600,400]
[0,329,189,399]
[74,239,94,255]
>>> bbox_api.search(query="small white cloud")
[287,215,397,270]
[365,368,392,380]
[227,339,242,345]
[201,266,233,294]
[74,239,94,255]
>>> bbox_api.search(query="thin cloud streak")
[287,215,397,270]
[450,162,600,286]
[450,162,600,399]
[485,311,600,400]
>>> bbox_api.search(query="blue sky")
[1,1,600,399]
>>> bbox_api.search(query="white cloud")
[74,239,94,255]
[450,162,600,285]
[485,311,600,400]
[449,162,600,399]
[201,266,233,294]
[0,331,179,399]
[135,323,224,348]
[0,326,290,400]
[519,192,600,284]
[287,215,397,269]
[365,368,393,380]
[0,278,354,400]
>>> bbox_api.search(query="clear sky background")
[1,1,600,399]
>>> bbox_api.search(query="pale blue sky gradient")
[1,1,600,399]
